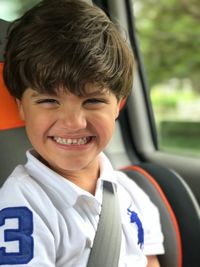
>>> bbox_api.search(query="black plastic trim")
[124,0,158,150]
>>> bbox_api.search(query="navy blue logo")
[127,206,144,248]
[0,207,34,265]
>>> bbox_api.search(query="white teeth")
[53,136,90,145]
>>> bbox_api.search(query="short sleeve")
[116,171,165,256]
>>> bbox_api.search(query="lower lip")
[49,137,95,151]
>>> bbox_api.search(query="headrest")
[0,63,25,130]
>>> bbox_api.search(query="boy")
[0,0,164,266]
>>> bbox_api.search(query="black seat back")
[123,163,200,267]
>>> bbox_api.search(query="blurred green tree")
[134,0,200,91]
[0,0,41,21]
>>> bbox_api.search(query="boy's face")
[17,85,121,178]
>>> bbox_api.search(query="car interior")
[0,0,200,266]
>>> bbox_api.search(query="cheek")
[92,112,116,139]
[24,112,53,140]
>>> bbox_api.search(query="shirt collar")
[25,150,117,208]
[100,152,117,181]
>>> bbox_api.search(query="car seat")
[0,62,31,184]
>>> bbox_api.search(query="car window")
[0,0,41,21]
[133,0,200,157]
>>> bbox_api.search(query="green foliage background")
[134,0,200,92]
[133,0,200,156]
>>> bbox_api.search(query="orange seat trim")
[119,98,127,111]
[0,63,25,130]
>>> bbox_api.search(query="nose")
[58,108,87,131]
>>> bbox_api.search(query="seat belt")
[87,181,122,267]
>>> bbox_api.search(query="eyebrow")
[30,92,40,98]
[30,92,57,98]
[30,89,109,99]
[83,89,109,97]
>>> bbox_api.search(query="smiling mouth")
[52,136,93,145]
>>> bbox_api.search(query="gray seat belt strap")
[87,181,122,267]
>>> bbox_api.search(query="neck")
[37,153,100,195]
[67,172,99,195]
[56,163,100,195]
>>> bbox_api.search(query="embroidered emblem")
[127,206,144,248]
[0,207,34,265]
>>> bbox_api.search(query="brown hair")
[3,0,134,100]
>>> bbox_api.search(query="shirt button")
[85,237,92,248]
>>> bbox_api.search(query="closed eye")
[36,99,59,104]
[84,98,107,104]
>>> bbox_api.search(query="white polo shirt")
[0,151,164,266]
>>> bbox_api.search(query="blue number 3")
[0,207,34,265]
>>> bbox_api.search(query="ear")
[119,98,127,111]
[115,99,122,119]
[16,98,25,121]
